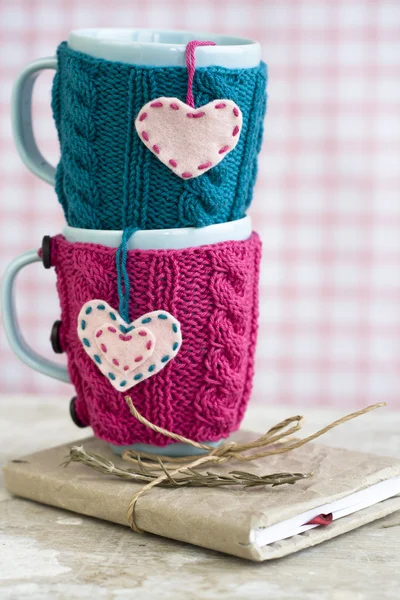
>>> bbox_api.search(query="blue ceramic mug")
[2,216,253,456]
[12,28,267,231]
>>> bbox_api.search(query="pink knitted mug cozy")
[46,233,261,447]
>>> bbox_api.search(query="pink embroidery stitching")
[198,161,212,170]
[219,145,230,154]
[150,101,163,108]
[142,131,149,141]
[170,103,179,110]
[182,172,193,178]
[169,159,178,167]
[215,103,226,109]
[233,107,239,117]
[232,125,239,137]
[187,112,205,119]
[139,112,147,121]
[153,144,160,154]
[119,334,132,341]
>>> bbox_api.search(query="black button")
[69,397,87,428]
[42,235,52,269]
[50,320,63,354]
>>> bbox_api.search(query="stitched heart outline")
[77,300,182,392]
[94,324,156,374]
[134,97,242,179]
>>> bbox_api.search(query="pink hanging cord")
[186,40,216,108]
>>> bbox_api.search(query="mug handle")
[1,250,70,383]
[11,57,58,186]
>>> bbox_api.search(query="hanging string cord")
[115,40,215,321]
[116,225,138,323]
[186,40,216,108]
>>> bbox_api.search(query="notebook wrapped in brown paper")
[4,434,400,561]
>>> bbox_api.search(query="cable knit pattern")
[49,233,261,446]
[52,52,103,229]
[52,43,267,231]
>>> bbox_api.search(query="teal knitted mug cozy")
[51,42,267,231]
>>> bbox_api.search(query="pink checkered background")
[1,0,399,409]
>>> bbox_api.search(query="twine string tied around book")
[121,397,385,533]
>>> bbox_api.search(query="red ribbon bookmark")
[305,513,333,526]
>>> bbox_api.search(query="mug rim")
[68,28,261,68]
[62,216,252,250]
[69,27,259,47]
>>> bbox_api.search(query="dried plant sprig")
[66,446,311,489]
[65,399,385,533]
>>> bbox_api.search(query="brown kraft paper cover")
[4,434,400,561]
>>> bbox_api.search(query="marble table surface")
[0,394,399,599]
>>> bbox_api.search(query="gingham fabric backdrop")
[0,0,399,409]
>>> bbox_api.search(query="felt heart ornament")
[77,300,182,392]
[94,325,155,374]
[134,97,242,179]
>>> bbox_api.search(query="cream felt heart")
[134,97,242,179]
[94,325,155,374]
[77,300,182,392]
